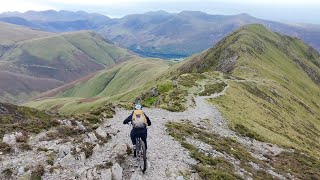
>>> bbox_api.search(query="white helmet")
[135,104,142,110]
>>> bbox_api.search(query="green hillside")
[0,22,53,45]
[180,24,320,156]
[24,58,171,114]
[0,23,135,103]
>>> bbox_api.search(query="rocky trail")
[0,81,289,180]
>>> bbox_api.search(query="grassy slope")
[0,22,53,45]
[24,58,171,114]
[182,24,320,156]
[0,24,135,103]
[2,31,133,66]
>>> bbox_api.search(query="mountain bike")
[135,137,147,173]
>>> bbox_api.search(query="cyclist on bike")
[123,104,151,156]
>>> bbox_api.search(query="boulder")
[58,143,71,158]
[100,168,112,179]
[19,171,32,180]
[130,171,143,180]
[18,166,25,175]
[87,133,98,143]
[59,153,76,167]
[3,133,16,145]
[93,144,100,153]
[0,106,8,114]
[111,163,123,180]
[95,127,107,138]
[75,121,86,131]
[176,176,184,180]
[14,132,24,140]
[113,143,128,157]
[86,169,93,180]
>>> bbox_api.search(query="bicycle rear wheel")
[139,139,147,173]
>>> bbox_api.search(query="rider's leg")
[130,129,137,157]
[130,129,136,146]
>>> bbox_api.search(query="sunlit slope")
[24,58,170,114]
[181,24,320,156]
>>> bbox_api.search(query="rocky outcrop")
[111,163,123,180]
[2,132,24,145]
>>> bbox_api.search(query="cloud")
[45,0,320,6]
[0,0,54,12]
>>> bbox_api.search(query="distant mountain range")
[1,10,320,59]
[0,10,110,32]
[0,22,135,103]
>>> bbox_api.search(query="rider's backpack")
[132,110,147,128]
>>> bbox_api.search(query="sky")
[0,0,319,24]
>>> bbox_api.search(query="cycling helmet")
[134,104,142,110]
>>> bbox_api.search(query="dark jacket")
[123,110,151,129]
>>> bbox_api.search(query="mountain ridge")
[178,24,320,156]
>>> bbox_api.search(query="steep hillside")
[0,71,63,103]
[25,58,171,114]
[0,23,136,103]
[180,24,320,156]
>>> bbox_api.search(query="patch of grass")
[233,124,264,141]
[89,103,115,119]
[17,142,32,151]
[46,152,56,166]
[142,97,158,107]
[126,144,132,155]
[241,83,276,104]
[194,164,240,180]
[165,122,317,179]
[158,81,173,94]
[0,103,60,139]
[199,82,227,96]
[56,125,81,138]
[1,168,13,179]
[16,134,28,143]
[270,151,320,180]
[30,165,45,180]
[0,142,12,154]
[116,153,126,165]
[37,147,49,152]
[178,73,205,87]
[166,122,241,178]
[80,142,95,158]
[96,161,113,170]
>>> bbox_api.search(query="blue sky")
[1,0,320,24]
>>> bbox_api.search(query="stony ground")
[0,83,289,180]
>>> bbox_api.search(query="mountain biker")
[123,104,151,157]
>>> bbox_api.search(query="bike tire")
[140,140,147,173]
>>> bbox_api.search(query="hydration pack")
[132,110,147,128]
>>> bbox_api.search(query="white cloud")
[0,0,54,13]
[45,0,320,5]
[232,0,320,5]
